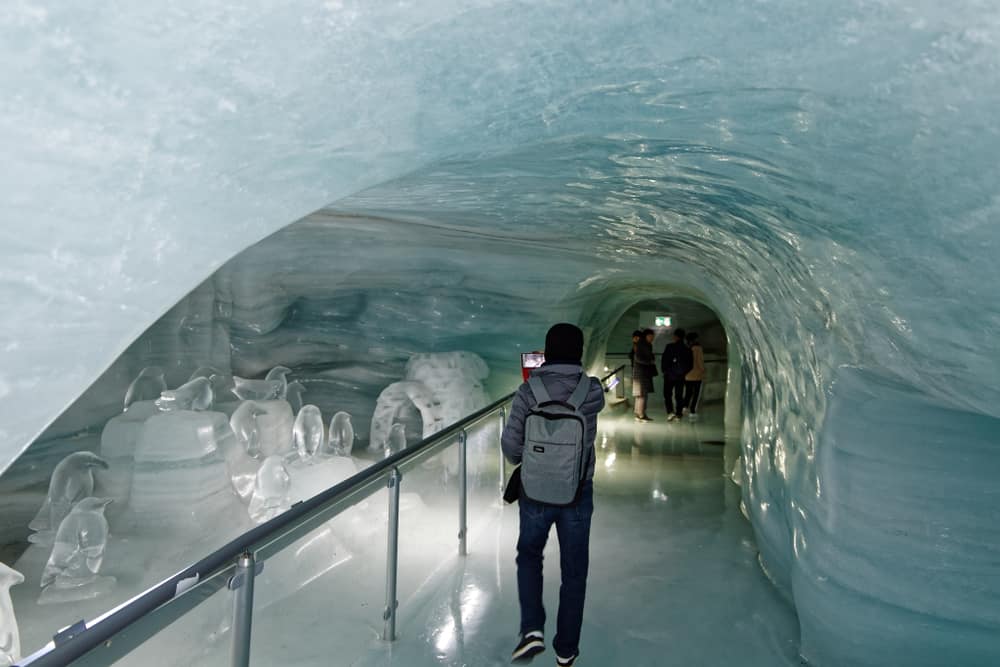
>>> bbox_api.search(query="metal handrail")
[17,365,625,667]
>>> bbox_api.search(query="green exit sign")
[655,316,672,327]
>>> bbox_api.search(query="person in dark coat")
[631,329,656,421]
[661,328,693,421]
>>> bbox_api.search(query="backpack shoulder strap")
[566,374,592,409]
[527,376,552,405]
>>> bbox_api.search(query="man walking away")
[661,328,692,421]
[502,323,605,666]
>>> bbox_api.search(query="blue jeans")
[516,480,594,657]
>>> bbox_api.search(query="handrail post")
[230,551,257,667]
[458,429,468,556]
[383,468,402,641]
[498,407,507,495]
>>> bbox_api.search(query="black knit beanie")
[544,323,584,364]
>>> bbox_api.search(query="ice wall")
[2,1,999,665]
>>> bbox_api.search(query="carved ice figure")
[0,563,23,667]
[292,405,325,460]
[155,376,214,412]
[230,401,265,459]
[248,456,291,523]
[229,399,294,459]
[327,411,355,457]
[404,351,490,428]
[370,381,440,454]
[384,423,407,459]
[189,366,234,400]
[231,365,291,401]
[123,366,167,411]
[130,411,243,530]
[29,452,110,546]
[285,381,306,413]
[39,498,116,605]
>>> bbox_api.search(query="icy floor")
[13,400,802,666]
[345,402,804,667]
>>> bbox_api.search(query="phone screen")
[521,352,545,369]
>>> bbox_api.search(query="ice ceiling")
[1,1,998,665]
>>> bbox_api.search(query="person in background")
[684,331,705,421]
[631,329,656,422]
[661,328,692,422]
[502,323,605,667]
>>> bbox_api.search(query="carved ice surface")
[2,2,1000,665]
[154,377,214,412]
[292,405,325,460]
[28,453,109,546]
[123,367,167,411]
[327,412,355,457]
[248,456,291,524]
[0,563,23,666]
[39,498,115,605]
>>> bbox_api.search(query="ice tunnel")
[1,1,999,665]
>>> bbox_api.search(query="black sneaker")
[556,653,579,666]
[512,631,545,663]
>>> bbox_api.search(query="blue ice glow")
[1,1,999,665]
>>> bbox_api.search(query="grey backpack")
[520,374,592,506]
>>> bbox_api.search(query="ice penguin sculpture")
[292,405,325,460]
[231,365,291,401]
[154,376,214,412]
[39,497,115,604]
[285,380,306,413]
[248,457,291,523]
[123,366,167,411]
[29,452,110,545]
[0,562,24,666]
[230,400,266,459]
[327,411,355,457]
[384,423,407,459]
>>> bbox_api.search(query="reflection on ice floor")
[232,402,798,667]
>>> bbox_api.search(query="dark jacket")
[501,364,605,481]
[661,341,693,380]
[631,339,656,393]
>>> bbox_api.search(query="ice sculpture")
[370,352,491,450]
[122,367,167,411]
[370,382,439,452]
[326,411,355,457]
[231,365,291,401]
[230,400,294,459]
[99,401,158,514]
[154,376,214,412]
[38,497,115,605]
[230,400,265,459]
[248,456,291,524]
[285,381,306,413]
[28,452,110,546]
[0,563,23,667]
[292,405,325,460]
[384,423,407,459]
[190,367,236,401]
[130,411,239,529]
